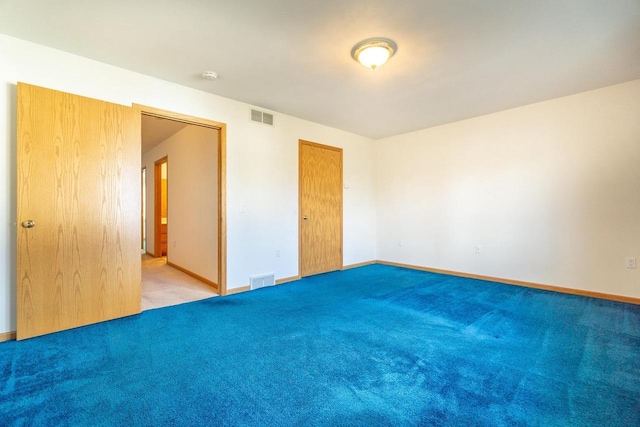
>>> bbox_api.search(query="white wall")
[2,31,637,337]
[375,80,640,298]
[0,34,377,334]
[142,125,219,283]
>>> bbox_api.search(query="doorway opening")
[138,105,227,310]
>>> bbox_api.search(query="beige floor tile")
[141,255,218,311]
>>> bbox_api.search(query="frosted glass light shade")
[357,46,390,69]
[351,38,397,70]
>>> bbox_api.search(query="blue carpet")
[1,264,639,426]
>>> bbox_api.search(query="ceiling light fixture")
[351,38,397,70]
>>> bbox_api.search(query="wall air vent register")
[250,109,274,126]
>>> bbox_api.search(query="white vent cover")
[250,273,275,290]
[250,109,274,126]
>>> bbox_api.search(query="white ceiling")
[1,0,639,139]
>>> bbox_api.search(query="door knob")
[21,220,36,229]
[303,215,309,221]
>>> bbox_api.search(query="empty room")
[0,1,639,426]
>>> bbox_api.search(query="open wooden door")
[299,140,343,277]
[154,157,168,258]
[17,83,141,339]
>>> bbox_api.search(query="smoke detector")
[202,71,218,81]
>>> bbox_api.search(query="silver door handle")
[303,216,309,221]
[22,220,36,229]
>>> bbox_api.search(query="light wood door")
[17,83,141,340]
[154,157,168,257]
[299,140,343,277]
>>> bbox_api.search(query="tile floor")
[141,255,218,311]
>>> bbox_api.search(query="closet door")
[299,140,343,277]
[17,83,141,339]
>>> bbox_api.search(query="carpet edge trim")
[0,331,16,342]
[226,285,251,295]
[376,260,640,305]
[342,261,376,270]
[276,275,301,284]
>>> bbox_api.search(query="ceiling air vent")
[250,109,274,127]
[262,112,274,126]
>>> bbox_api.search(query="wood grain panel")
[299,140,343,277]
[17,83,141,339]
